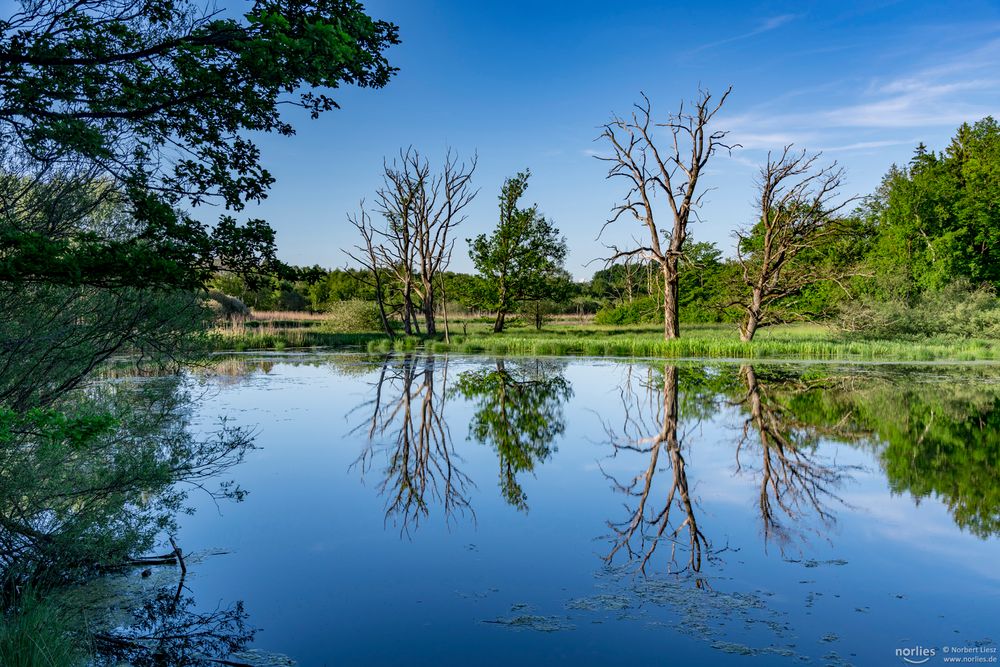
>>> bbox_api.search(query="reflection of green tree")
[452,359,572,510]
[0,376,254,587]
[840,376,1000,539]
[717,365,1000,540]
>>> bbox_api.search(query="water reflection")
[452,359,573,511]
[350,354,472,531]
[173,353,1000,664]
[91,579,254,667]
[600,365,710,576]
[331,353,1000,548]
[733,365,859,550]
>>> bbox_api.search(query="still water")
[129,353,1000,665]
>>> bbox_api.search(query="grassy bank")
[375,325,1000,361]
[0,593,86,667]
[209,316,1000,361]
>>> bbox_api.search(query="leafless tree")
[372,147,477,336]
[373,151,421,334]
[600,365,710,576]
[733,147,856,341]
[345,202,394,339]
[597,88,734,340]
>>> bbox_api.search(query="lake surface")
[118,353,1000,665]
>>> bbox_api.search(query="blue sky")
[245,1,1000,278]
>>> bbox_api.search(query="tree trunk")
[373,274,394,340]
[422,296,436,336]
[534,301,542,330]
[401,281,413,335]
[740,288,763,342]
[662,262,680,340]
[421,275,436,336]
[440,276,451,344]
[493,310,506,333]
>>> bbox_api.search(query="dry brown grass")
[250,310,328,321]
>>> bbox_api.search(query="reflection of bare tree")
[91,572,255,667]
[735,365,857,550]
[602,365,709,576]
[351,354,472,532]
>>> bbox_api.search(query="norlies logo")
[897,646,937,664]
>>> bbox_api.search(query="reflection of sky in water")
[175,354,1000,666]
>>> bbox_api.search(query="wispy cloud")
[819,138,920,153]
[721,36,1000,153]
[693,14,798,54]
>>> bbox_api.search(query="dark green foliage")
[0,0,398,290]
[210,266,374,311]
[594,296,662,325]
[590,241,729,325]
[860,118,1000,298]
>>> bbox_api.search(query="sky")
[241,0,1000,279]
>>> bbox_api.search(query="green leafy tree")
[468,170,567,332]
[861,118,1000,299]
[0,0,399,290]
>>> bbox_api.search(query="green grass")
[209,319,1000,362]
[0,593,87,667]
[369,323,1000,361]
[207,328,385,351]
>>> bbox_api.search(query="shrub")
[207,290,250,321]
[839,280,1000,339]
[325,300,383,333]
[594,297,662,326]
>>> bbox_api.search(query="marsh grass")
[208,319,384,351]
[211,317,1000,361]
[0,593,86,667]
[371,323,1000,361]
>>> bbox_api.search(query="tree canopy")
[468,170,567,332]
[0,0,399,289]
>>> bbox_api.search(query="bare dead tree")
[600,365,710,576]
[374,150,422,335]
[414,149,477,335]
[596,88,734,340]
[733,146,857,341]
[372,147,477,336]
[345,202,394,339]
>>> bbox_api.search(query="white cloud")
[693,14,799,54]
[720,39,1000,152]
